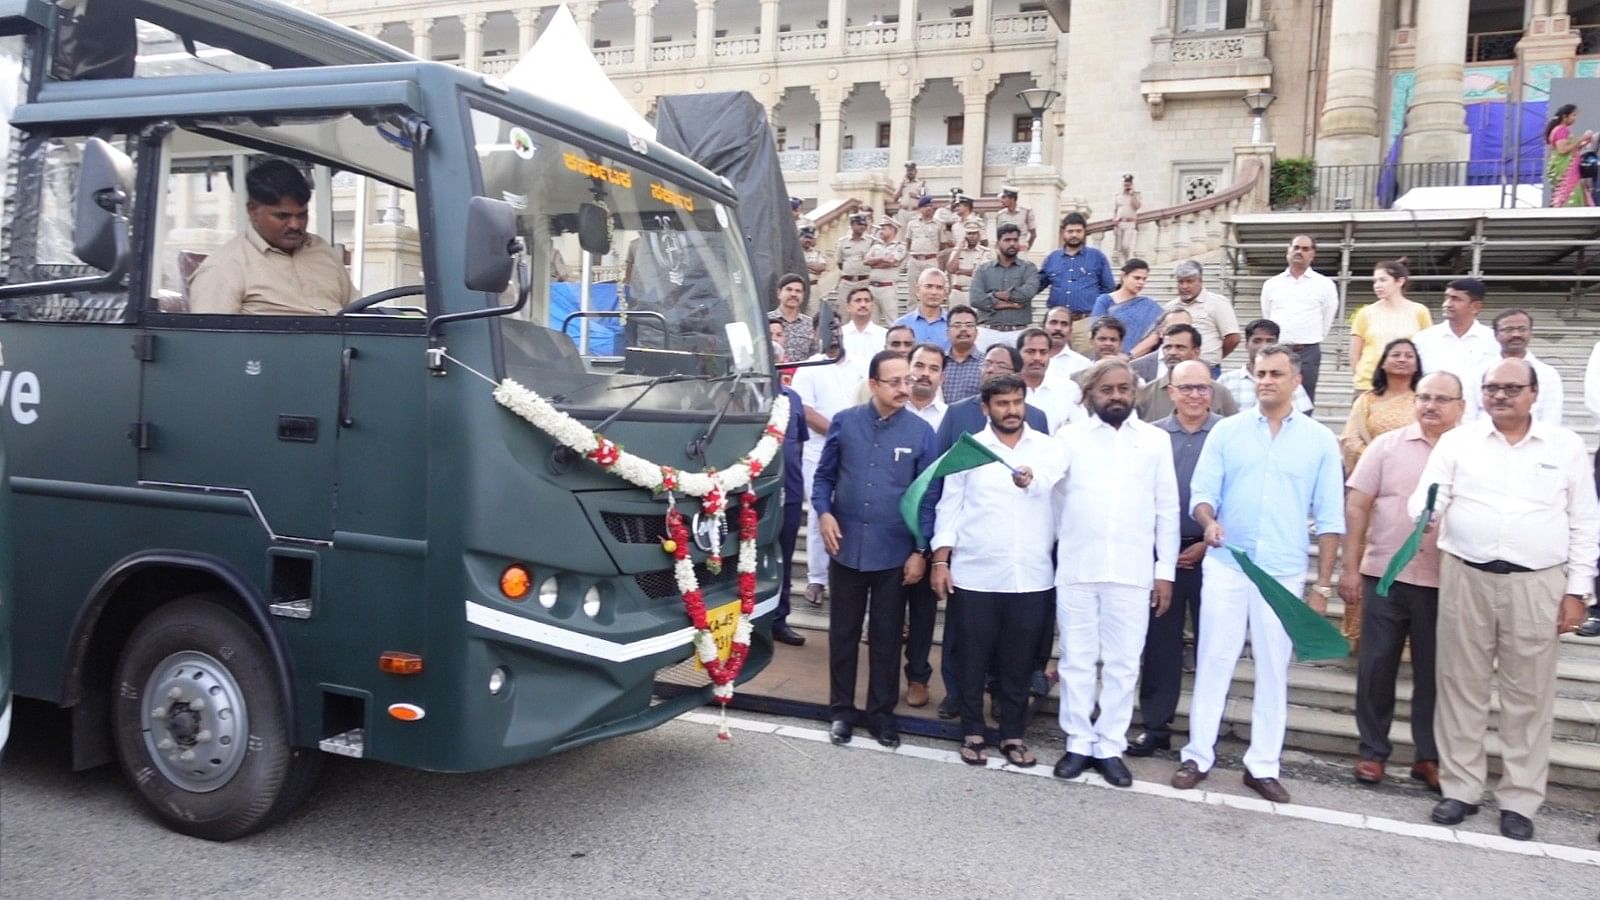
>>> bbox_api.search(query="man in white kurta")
[1051,358,1179,787]
[791,344,867,605]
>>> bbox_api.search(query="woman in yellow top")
[1348,260,1432,392]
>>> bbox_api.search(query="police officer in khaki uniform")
[945,220,989,307]
[946,194,985,248]
[835,212,874,309]
[800,225,831,310]
[895,162,928,229]
[904,197,945,300]
[865,217,907,325]
[994,185,1038,254]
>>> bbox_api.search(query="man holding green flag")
[1171,344,1345,805]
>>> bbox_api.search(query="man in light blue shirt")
[1170,343,1344,806]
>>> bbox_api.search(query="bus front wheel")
[111,595,320,841]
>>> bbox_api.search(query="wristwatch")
[1311,584,1334,599]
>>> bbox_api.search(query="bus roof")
[128,0,411,69]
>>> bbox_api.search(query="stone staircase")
[786,272,1600,787]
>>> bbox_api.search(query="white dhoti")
[1180,556,1299,779]
[1057,581,1152,758]
[801,443,830,587]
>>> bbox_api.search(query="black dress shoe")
[829,720,852,745]
[1093,756,1133,787]
[772,623,807,646]
[936,698,959,720]
[1500,810,1534,841]
[1429,798,1480,825]
[1053,752,1090,780]
[869,727,900,749]
[1578,607,1600,637]
[1126,733,1170,757]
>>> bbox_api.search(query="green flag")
[899,432,1008,549]
[1225,545,1350,661]
[1377,483,1437,598]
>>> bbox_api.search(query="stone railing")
[918,18,973,42]
[777,149,820,172]
[778,29,828,53]
[650,40,696,63]
[713,35,761,58]
[479,55,518,75]
[983,142,1031,166]
[991,12,1052,38]
[911,145,962,167]
[840,148,890,171]
[594,46,634,67]
[1082,156,1266,265]
[845,23,899,48]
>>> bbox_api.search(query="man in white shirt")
[1219,319,1315,414]
[903,342,947,707]
[1464,309,1563,426]
[1051,358,1179,787]
[1018,327,1084,433]
[1044,305,1093,384]
[837,285,887,378]
[1258,234,1338,402]
[1411,358,1599,842]
[930,374,1065,768]
[905,343,948,430]
[1411,278,1497,379]
[791,338,867,606]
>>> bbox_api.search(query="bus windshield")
[470,104,771,415]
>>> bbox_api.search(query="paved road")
[2,704,1596,898]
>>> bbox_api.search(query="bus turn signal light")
[379,651,424,675]
[500,564,532,600]
[387,703,425,722]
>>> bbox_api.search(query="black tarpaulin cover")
[652,92,806,311]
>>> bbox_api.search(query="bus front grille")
[634,563,737,599]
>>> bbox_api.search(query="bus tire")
[111,595,320,841]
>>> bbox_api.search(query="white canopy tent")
[501,5,655,142]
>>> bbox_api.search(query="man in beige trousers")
[1409,357,1599,842]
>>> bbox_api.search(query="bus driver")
[188,159,357,315]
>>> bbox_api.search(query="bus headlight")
[537,576,559,609]
[488,667,509,695]
[582,586,601,618]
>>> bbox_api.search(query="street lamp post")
[1016,87,1060,167]
[1243,89,1277,145]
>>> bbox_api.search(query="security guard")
[945,219,990,307]
[836,212,874,308]
[904,197,946,300]
[865,217,907,325]
[994,184,1038,254]
[895,162,928,228]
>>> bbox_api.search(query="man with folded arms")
[1052,358,1179,787]
[1410,358,1599,841]
[1340,371,1464,791]
[1172,345,1343,804]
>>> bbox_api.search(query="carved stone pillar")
[887,82,922,177]
[461,13,486,71]
[1400,0,1471,165]
[571,2,599,45]
[696,0,716,60]
[516,9,540,56]
[1519,0,1579,64]
[633,0,658,69]
[1316,0,1381,166]
[816,86,847,197]
[759,0,780,54]
[410,18,432,61]
[898,0,917,44]
[957,74,996,193]
[826,0,845,52]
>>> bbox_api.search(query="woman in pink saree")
[1545,104,1596,207]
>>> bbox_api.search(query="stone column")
[633,0,658,69]
[462,13,486,71]
[1388,0,1417,70]
[970,0,991,37]
[956,74,994,192]
[759,0,779,53]
[571,2,598,46]
[898,0,917,44]
[816,86,847,196]
[1519,0,1579,64]
[410,18,432,61]
[887,82,920,176]
[357,22,384,39]
[1315,0,1381,166]
[696,0,716,60]
[827,0,845,51]
[516,9,540,56]
[1400,0,1471,164]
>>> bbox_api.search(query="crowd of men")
[768,223,1600,846]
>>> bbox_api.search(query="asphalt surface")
[1,702,1596,898]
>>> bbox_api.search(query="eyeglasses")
[1171,384,1214,395]
[1415,393,1462,404]
[949,322,977,331]
[1482,383,1531,398]
[874,377,910,388]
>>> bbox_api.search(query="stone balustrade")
[910,145,962,167]
[776,149,821,172]
[776,29,828,53]
[650,40,696,63]
[991,11,1052,39]
[983,142,1031,166]
[594,46,635,67]
[840,148,891,171]
[917,18,972,43]
[1082,157,1267,265]
[713,35,762,58]
[844,23,899,48]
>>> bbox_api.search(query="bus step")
[269,598,313,619]
[318,728,365,758]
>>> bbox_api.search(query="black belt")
[869,281,896,287]
[840,275,868,282]
[988,323,1026,332]
[1461,558,1533,575]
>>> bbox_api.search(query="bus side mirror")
[577,202,611,256]
[73,137,134,273]
[463,196,518,293]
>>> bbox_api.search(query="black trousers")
[1138,544,1203,742]
[1355,575,1439,762]
[828,561,907,727]
[904,579,936,684]
[1298,341,1324,403]
[776,502,803,628]
[957,588,1053,741]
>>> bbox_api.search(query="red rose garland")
[668,490,762,739]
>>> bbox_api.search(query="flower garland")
[493,379,788,736]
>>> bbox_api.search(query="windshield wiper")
[686,369,754,466]
[591,371,739,435]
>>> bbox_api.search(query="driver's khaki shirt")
[188,228,356,316]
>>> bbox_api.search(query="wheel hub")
[140,651,249,792]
